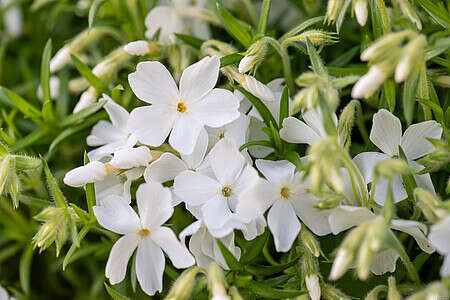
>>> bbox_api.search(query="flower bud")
[284,30,338,46]
[405,282,449,300]
[63,161,107,187]
[1,0,23,39]
[108,147,152,169]
[356,237,374,280]
[325,0,344,24]
[238,75,275,102]
[208,263,229,299]
[300,227,321,258]
[338,100,357,149]
[330,249,353,280]
[351,65,389,99]
[295,72,321,87]
[434,75,450,88]
[321,282,351,300]
[37,76,60,100]
[165,267,203,300]
[387,277,402,300]
[366,285,388,300]
[374,158,412,179]
[14,155,42,171]
[305,274,321,300]
[238,39,267,74]
[124,40,158,56]
[354,0,368,26]
[360,30,414,62]
[395,35,426,83]
[415,188,449,222]
[292,86,318,114]
[73,87,98,113]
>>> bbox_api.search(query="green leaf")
[216,239,242,271]
[60,100,106,127]
[257,0,271,34]
[70,55,108,95]
[239,140,273,152]
[0,87,42,122]
[104,283,130,300]
[41,39,54,123]
[278,86,289,126]
[416,97,444,124]
[19,245,33,295]
[398,146,417,202]
[402,69,420,125]
[175,33,205,50]
[416,0,450,28]
[269,122,283,152]
[244,258,298,276]
[236,87,278,130]
[10,127,50,153]
[284,151,304,170]
[247,281,306,299]
[216,1,252,47]
[63,224,91,270]
[220,53,243,67]
[329,46,360,67]
[18,195,51,208]
[239,230,269,264]
[89,0,106,28]
[382,79,396,112]
[305,39,327,77]
[84,152,96,218]
[42,158,67,208]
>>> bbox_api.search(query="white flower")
[237,160,332,252]
[95,168,144,204]
[145,0,210,45]
[1,0,23,39]
[328,205,435,275]
[128,56,240,155]
[87,95,136,160]
[280,108,337,145]
[240,75,275,102]
[124,40,151,56]
[353,109,442,205]
[180,219,241,270]
[173,139,259,238]
[145,129,209,184]
[93,183,195,296]
[351,66,387,99]
[37,76,60,100]
[206,113,249,151]
[428,215,450,276]
[64,161,107,187]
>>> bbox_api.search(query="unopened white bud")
[37,76,60,100]
[395,36,427,83]
[1,0,23,39]
[74,87,98,113]
[330,249,352,280]
[50,47,71,73]
[305,274,321,300]
[354,0,368,26]
[240,75,275,102]
[124,40,151,56]
[351,65,387,99]
[108,147,152,169]
[63,161,107,187]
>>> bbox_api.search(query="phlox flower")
[237,160,332,252]
[86,95,137,161]
[280,108,337,145]
[93,182,195,296]
[128,56,240,155]
[95,168,144,204]
[173,139,260,238]
[145,0,210,45]
[428,215,450,276]
[353,109,442,205]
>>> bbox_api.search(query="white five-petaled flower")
[86,94,137,161]
[353,109,442,205]
[428,215,450,277]
[174,139,259,238]
[128,56,240,155]
[95,168,144,204]
[145,0,210,45]
[93,183,195,296]
[280,108,337,145]
[237,160,332,252]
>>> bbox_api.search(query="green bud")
[395,35,427,83]
[360,30,415,62]
[405,282,449,300]
[365,285,388,300]
[387,277,402,300]
[229,286,244,300]
[165,267,203,300]
[300,227,321,258]
[415,188,448,222]
[284,30,338,46]
[14,155,42,171]
[356,237,374,280]
[295,72,322,87]
[374,158,413,179]
[321,282,351,300]
[238,38,267,73]
[338,100,358,149]
[208,263,228,299]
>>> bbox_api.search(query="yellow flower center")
[222,186,232,197]
[139,228,150,237]
[177,102,187,113]
[280,187,290,199]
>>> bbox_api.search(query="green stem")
[387,230,420,284]
[263,37,295,93]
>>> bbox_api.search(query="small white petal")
[145,153,187,183]
[370,249,399,275]
[174,170,221,206]
[241,75,275,102]
[429,216,450,254]
[209,139,245,186]
[124,41,151,56]
[391,219,435,254]
[74,89,97,113]
[237,179,277,221]
[370,109,402,156]
[169,114,203,155]
[102,95,130,130]
[255,159,295,185]
[291,193,333,236]
[328,205,375,234]
[136,237,165,296]
[373,175,407,205]
[105,233,139,284]
[268,200,301,252]
[401,120,442,160]
[280,117,321,145]
[151,226,195,268]
[63,161,107,187]
[108,147,152,169]
[352,152,390,184]
[136,182,173,229]
[144,6,183,44]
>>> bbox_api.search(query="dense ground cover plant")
[0,0,449,299]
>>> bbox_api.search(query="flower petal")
[373,175,407,205]
[248,118,273,158]
[370,109,402,156]
[201,196,235,234]
[353,152,390,183]
[428,216,450,254]
[136,182,173,229]
[93,195,141,234]
[145,6,183,44]
[151,226,195,268]
[105,233,139,284]
[370,249,399,275]
[169,114,203,155]
[173,170,221,206]
[303,108,336,138]
[328,205,375,235]
[145,153,187,183]
[136,237,165,296]
[128,105,176,147]
[128,60,179,105]
[209,139,245,186]
[108,146,152,169]
[64,161,107,187]
[180,56,220,102]
[280,117,321,145]
[229,164,259,211]
[237,178,278,221]
[267,200,301,252]
[291,193,332,236]
[401,120,442,160]
[190,88,240,128]
[255,159,295,185]
[87,120,125,146]
[103,95,129,130]
[391,219,434,253]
